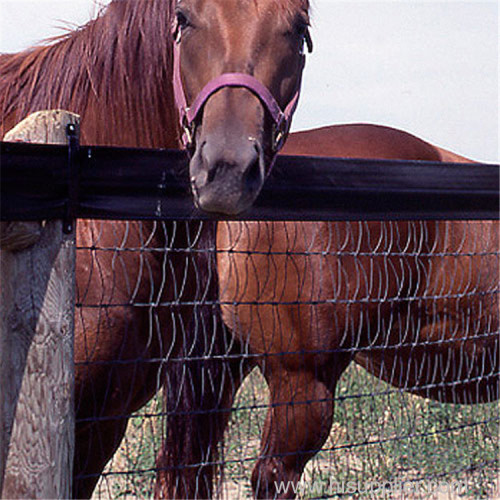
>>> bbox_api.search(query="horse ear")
[305,30,313,53]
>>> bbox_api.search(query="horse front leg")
[73,418,129,499]
[251,355,351,499]
[155,332,254,499]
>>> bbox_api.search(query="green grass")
[92,365,499,499]
[298,364,499,499]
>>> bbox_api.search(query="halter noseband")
[172,24,305,154]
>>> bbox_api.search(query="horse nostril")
[243,153,262,192]
[207,165,218,184]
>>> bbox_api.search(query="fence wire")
[73,220,499,499]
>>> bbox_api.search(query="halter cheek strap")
[172,29,304,153]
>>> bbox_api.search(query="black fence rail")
[1,140,499,222]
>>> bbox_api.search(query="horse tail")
[155,220,247,499]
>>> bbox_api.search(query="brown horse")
[169,2,498,495]
[210,124,499,498]
[1,0,313,497]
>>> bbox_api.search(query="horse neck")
[0,0,179,148]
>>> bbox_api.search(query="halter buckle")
[273,117,288,152]
[181,112,194,149]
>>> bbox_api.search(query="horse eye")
[291,18,312,53]
[296,22,308,38]
[296,27,313,54]
[175,10,191,31]
[292,13,309,36]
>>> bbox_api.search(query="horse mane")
[0,0,178,147]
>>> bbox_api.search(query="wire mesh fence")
[73,219,498,499]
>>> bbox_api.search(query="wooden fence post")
[0,110,79,498]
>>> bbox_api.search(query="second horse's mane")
[0,0,178,147]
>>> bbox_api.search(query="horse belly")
[218,220,499,403]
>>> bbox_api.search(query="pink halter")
[172,24,305,153]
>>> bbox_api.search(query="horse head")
[173,0,312,214]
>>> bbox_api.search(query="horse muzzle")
[190,134,266,215]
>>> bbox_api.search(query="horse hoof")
[251,458,298,499]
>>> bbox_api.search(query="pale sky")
[0,0,498,163]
